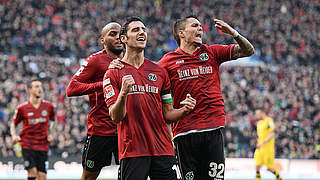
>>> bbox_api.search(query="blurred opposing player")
[104,16,196,180]
[254,109,282,180]
[10,79,55,180]
[157,15,254,180]
[66,22,123,180]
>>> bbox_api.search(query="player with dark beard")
[66,22,123,180]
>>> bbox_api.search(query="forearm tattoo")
[234,35,255,58]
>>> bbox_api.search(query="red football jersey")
[66,50,117,136]
[103,59,174,160]
[158,44,235,138]
[13,100,55,151]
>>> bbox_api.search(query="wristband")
[232,31,239,38]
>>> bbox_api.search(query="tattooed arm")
[233,34,255,58]
[214,18,255,58]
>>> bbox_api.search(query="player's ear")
[178,30,185,39]
[120,34,127,44]
[100,37,105,45]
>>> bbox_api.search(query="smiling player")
[103,16,196,180]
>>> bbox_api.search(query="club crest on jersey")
[199,53,209,61]
[24,160,30,168]
[105,85,115,99]
[185,171,194,180]
[148,73,157,82]
[41,110,47,116]
[86,160,94,168]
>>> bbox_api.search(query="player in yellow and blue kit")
[254,109,282,180]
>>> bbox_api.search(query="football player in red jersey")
[157,15,255,180]
[66,22,123,180]
[103,17,196,180]
[10,79,55,180]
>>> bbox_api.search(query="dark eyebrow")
[131,26,146,31]
[132,27,139,31]
[108,30,118,34]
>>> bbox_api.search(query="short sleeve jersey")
[158,44,235,138]
[103,59,174,160]
[69,50,117,136]
[257,117,275,150]
[13,100,55,151]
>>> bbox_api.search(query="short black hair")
[173,15,199,46]
[120,16,144,37]
[27,78,41,89]
[254,107,265,113]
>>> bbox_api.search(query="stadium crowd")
[222,65,320,159]
[0,0,319,160]
[1,0,319,64]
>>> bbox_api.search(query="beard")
[107,43,123,55]
[110,47,123,55]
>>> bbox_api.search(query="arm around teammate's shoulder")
[66,56,103,97]
[66,79,102,97]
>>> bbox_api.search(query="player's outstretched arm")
[10,121,21,144]
[257,130,275,148]
[48,120,56,144]
[162,94,196,123]
[109,75,134,123]
[214,19,255,59]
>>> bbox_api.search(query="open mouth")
[196,33,202,38]
[137,37,146,41]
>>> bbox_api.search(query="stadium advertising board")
[1,158,320,179]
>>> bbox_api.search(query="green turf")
[5,179,319,180]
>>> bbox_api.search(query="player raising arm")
[157,15,255,180]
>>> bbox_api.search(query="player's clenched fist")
[121,75,135,95]
[12,135,21,144]
[180,94,196,113]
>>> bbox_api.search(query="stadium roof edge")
[221,56,266,68]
